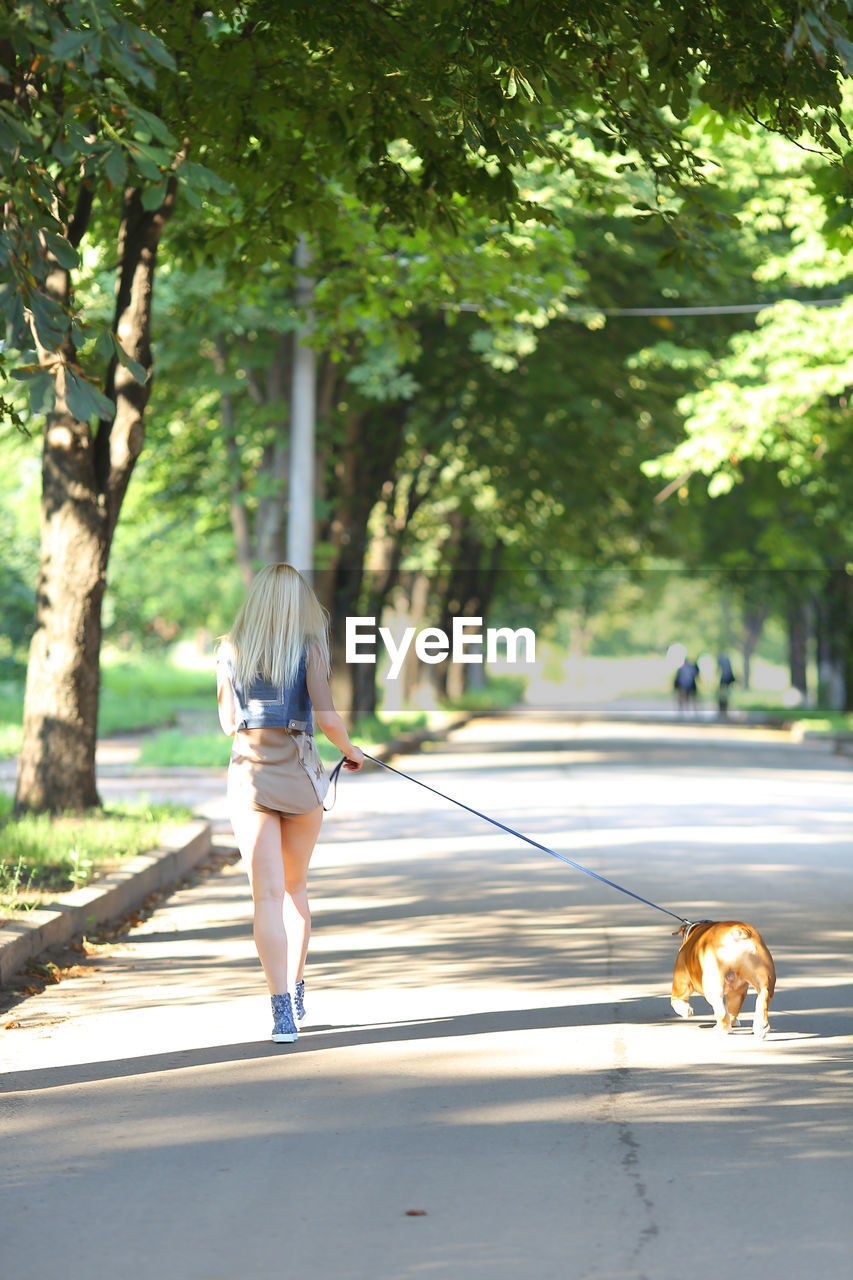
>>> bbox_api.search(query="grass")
[0,684,24,758]
[135,710,434,768]
[134,689,531,769]
[1,660,525,762]
[137,729,230,767]
[99,659,213,734]
[0,657,215,760]
[0,795,194,915]
[732,703,853,733]
[447,674,527,713]
[0,722,22,758]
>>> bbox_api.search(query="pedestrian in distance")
[673,656,700,717]
[216,563,364,1044]
[717,652,736,719]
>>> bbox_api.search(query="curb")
[0,820,211,987]
[822,730,853,759]
[787,723,853,756]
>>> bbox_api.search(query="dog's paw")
[671,999,692,1019]
[753,1021,770,1039]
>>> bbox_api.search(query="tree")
[5,0,853,809]
[1,2,207,811]
[642,126,853,706]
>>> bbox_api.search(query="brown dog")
[671,920,776,1038]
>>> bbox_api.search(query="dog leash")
[328,753,694,928]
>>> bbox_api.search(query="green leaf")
[176,159,233,195]
[64,368,115,422]
[104,146,128,187]
[128,105,176,147]
[127,140,172,183]
[0,284,25,341]
[7,365,55,415]
[109,333,146,384]
[140,181,169,211]
[27,371,55,416]
[179,183,202,209]
[94,329,115,360]
[135,29,177,73]
[65,118,97,153]
[42,230,79,271]
[0,108,39,148]
[51,137,78,165]
[707,471,735,499]
[30,294,70,349]
[49,31,90,62]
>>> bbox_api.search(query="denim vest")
[227,651,313,733]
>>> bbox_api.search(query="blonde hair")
[220,564,330,689]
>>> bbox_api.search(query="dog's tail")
[720,924,761,958]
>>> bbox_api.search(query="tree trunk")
[16,363,107,812]
[739,604,767,692]
[15,182,178,813]
[431,521,496,703]
[255,335,291,565]
[214,335,253,589]
[787,597,809,699]
[816,568,851,711]
[320,402,410,719]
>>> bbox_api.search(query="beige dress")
[228,727,330,815]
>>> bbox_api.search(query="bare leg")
[231,807,290,994]
[281,805,324,987]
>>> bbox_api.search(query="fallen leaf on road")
[81,937,114,955]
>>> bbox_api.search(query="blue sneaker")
[293,979,306,1022]
[270,992,298,1043]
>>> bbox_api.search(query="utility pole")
[287,233,316,576]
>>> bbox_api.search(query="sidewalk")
[3,713,851,1280]
[2,702,845,990]
[0,714,473,989]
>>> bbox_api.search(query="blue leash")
[328,753,693,929]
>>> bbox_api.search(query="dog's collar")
[683,919,713,941]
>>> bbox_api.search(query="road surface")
[2,714,852,1279]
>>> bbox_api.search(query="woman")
[217,564,364,1044]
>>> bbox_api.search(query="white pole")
[287,233,316,576]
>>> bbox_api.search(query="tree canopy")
[4,0,853,812]
[4,0,853,406]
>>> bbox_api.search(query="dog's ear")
[672,925,688,940]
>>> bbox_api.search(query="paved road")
[2,715,852,1279]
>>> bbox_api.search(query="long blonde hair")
[221,564,330,689]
